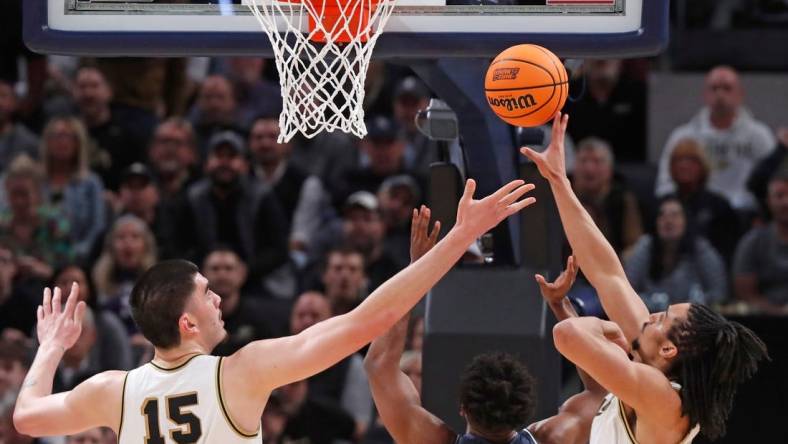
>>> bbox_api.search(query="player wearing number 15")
[12,180,537,443]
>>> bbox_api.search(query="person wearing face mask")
[624,196,728,311]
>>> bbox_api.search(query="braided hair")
[666,304,768,440]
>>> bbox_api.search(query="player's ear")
[659,339,678,360]
[178,312,198,335]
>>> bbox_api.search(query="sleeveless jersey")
[590,386,700,444]
[455,429,538,444]
[119,354,262,444]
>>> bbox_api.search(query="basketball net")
[248,0,397,142]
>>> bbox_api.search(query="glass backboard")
[25,0,667,58]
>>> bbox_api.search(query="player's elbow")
[13,407,43,437]
[552,318,582,355]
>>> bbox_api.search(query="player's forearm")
[365,314,410,371]
[548,297,578,322]
[17,343,63,404]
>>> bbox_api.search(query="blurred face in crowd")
[322,251,366,307]
[206,145,246,188]
[768,179,788,226]
[0,81,16,126]
[670,144,707,190]
[249,118,289,168]
[228,58,265,86]
[74,68,112,119]
[362,138,406,176]
[111,220,148,271]
[343,208,385,255]
[379,184,418,229]
[120,177,160,219]
[289,291,331,335]
[656,199,687,243]
[203,250,247,306]
[5,176,40,219]
[149,123,196,176]
[394,94,429,132]
[45,120,80,165]
[0,343,27,399]
[574,145,613,196]
[586,59,622,89]
[198,76,236,124]
[704,66,743,118]
[67,428,105,444]
[54,265,91,303]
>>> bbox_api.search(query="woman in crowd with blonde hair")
[40,116,107,261]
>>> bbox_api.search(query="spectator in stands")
[667,138,741,265]
[52,264,132,371]
[657,65,775,211]
[204,247,285,356]
[625,196,727,311]
[572,137,643,255]
[565,59,647,162]
[0,155,72,281]
[248,115,329,257]
[190,75,242,157]
[40,116,107,261]
[221,57,282,127]
[289,290,374,438]
[733,168,788,314]
[73,66,146,192]
[0,79,38,171]
[0,243,40,338]
[173,130,289,286]
[264,379,357,444]
[748,126,788,216]
[0,338,29,409]
[147,117,199,201]
[321,246,368,316]
[392,77,437,175]
[331,115,421,207]
[378,175,422,265]
[92,215,157,342]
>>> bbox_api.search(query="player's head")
[458,352,536,439]
[631,303,767,440]
[130,260,227,351]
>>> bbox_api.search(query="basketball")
[485,44,569,127]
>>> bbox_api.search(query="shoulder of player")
[74,370,127,396]
[626,362,685,427]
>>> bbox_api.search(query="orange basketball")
[485,44,568,127]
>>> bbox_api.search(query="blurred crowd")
[1,3,788,444]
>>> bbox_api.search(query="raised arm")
[227,179,536,394]
[364,206,455,444]
[521,113,649,341]
[13,284,124,437]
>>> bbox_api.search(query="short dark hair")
[459,352,537,435]
[667,304,768,440]
[130,260,200,349]
[322,245,366,272]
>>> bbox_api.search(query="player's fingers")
[37,305,44,323]
[42,288,52,316]
[551,112,562,140]
[499,183,535,207]
[421,207,431,234]
[459,179,476,206]
[429,221,441,243]
[535,274,547,286]
[64,282,79,318]
[74,301,87,325]
[491,179,525,202]
[520,146,542,165]
[507,197,537,214]
[52,287,62,314]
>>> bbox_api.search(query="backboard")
[25,0,668,58]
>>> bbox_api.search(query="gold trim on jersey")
[117,372,129,442]
[216,357,261,438]
[148,354,202,372]
[618,398,639,444]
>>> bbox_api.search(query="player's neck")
[152,345,207,367]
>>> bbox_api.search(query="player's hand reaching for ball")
[520,112,570,183]
[535,255,578,305]
[410,205,441,264]
[36,283,86,352]
[454,178,536,239]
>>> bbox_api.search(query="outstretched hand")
[36,283,86,351]
[454,178,536,239]
[535,255,578,304]
[520,112,570,182]
[410,205,441,263]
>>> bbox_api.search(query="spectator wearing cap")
[73,66,146,192]
[147,117,199,202]
[189,75,243,158]
[393,76,439,176]
[330,115,424,208]
[0,79,38,172]
[667,138,740,265]
[378,175,423,265]
[173,130,289,288]
[249,115,330,257]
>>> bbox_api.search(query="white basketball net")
[248,0,397,142]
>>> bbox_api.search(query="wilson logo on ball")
[487,94,537,112]
[492,68,520,81]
